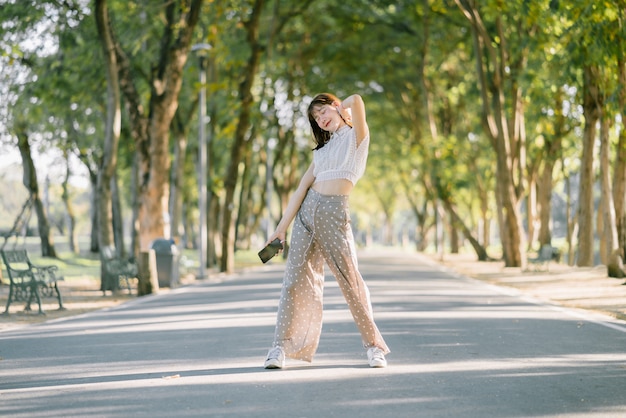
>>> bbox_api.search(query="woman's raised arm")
[338,94,368,147]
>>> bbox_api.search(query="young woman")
[263,92,390,369]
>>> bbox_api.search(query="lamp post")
[192,43,211,279]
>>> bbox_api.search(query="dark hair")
[307,93,351,150]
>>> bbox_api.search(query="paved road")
[1,250,625,418]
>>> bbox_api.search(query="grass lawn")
[1,235,272,284]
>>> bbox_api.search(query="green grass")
[30,251,101,281]
[1,236,272,282]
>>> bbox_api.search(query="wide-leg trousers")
[272,188,390,362]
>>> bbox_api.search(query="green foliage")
[1,0,624,253]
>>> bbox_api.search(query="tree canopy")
[1,0,624,277]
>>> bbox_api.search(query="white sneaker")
[264,346,285,369]
[367,347,387,368]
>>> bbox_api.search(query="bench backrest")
[1,249,31,270]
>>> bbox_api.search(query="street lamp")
[192,43,211,279]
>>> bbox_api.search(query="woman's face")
[312,104,343,133]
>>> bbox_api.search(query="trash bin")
[150,238,180,288]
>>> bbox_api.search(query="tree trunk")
[130,154,141,260]
[95,0,122,292]
[440,189,489,261]
[537,88,566,249]
[408,200,429,252]
[137,117,173,251]
[88,173,99,253]
[448,220,459,254]
[15,126,56,258]
[527,175,539,249]
[577,65,601,267]
[138,0,202,251]
[32,196,55,257]
[537,158,555,246]
[208,191,220,267]
[181,202,193,250]
[599,115,619,271]
[435,201,445,259]
[74,150,100,254]
[61,151,79,254]
[472,163,491,248]
[597,201,605,264]
[109,0,202,253]
[220,0,266,273]
[615,56,626,262]
[235,144,254,250]
[205,93,218,266]
[169,116,189,246]
[562,164,578,266]
[494,91,526,267]
[455,0,526,267]
[111,174,125,256]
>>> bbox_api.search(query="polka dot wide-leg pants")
[272,188,389,362]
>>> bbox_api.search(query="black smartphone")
[258,238,283,263]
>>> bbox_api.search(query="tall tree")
[566,0,623,267]
[454,0,533,267]
[219,0,313,272]
[533,87,572,249]
[612,8,626,267]
[0,0,90,257]
[519,2,576,253]
[14,122,57,257]
[98,0,203,253]
[94,0,123,291]
[219,0,266,273]
[61,149,79,254]
[616,53,626,263]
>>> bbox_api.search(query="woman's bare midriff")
[312,179,354,196]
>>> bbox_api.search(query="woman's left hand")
[265,231,287,251]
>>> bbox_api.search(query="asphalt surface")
[1,250,626,418]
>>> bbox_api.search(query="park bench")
[527,244,558,272]
[1,249,65,315]
[102,246,138,294]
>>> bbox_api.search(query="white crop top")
[313,125,369,185]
